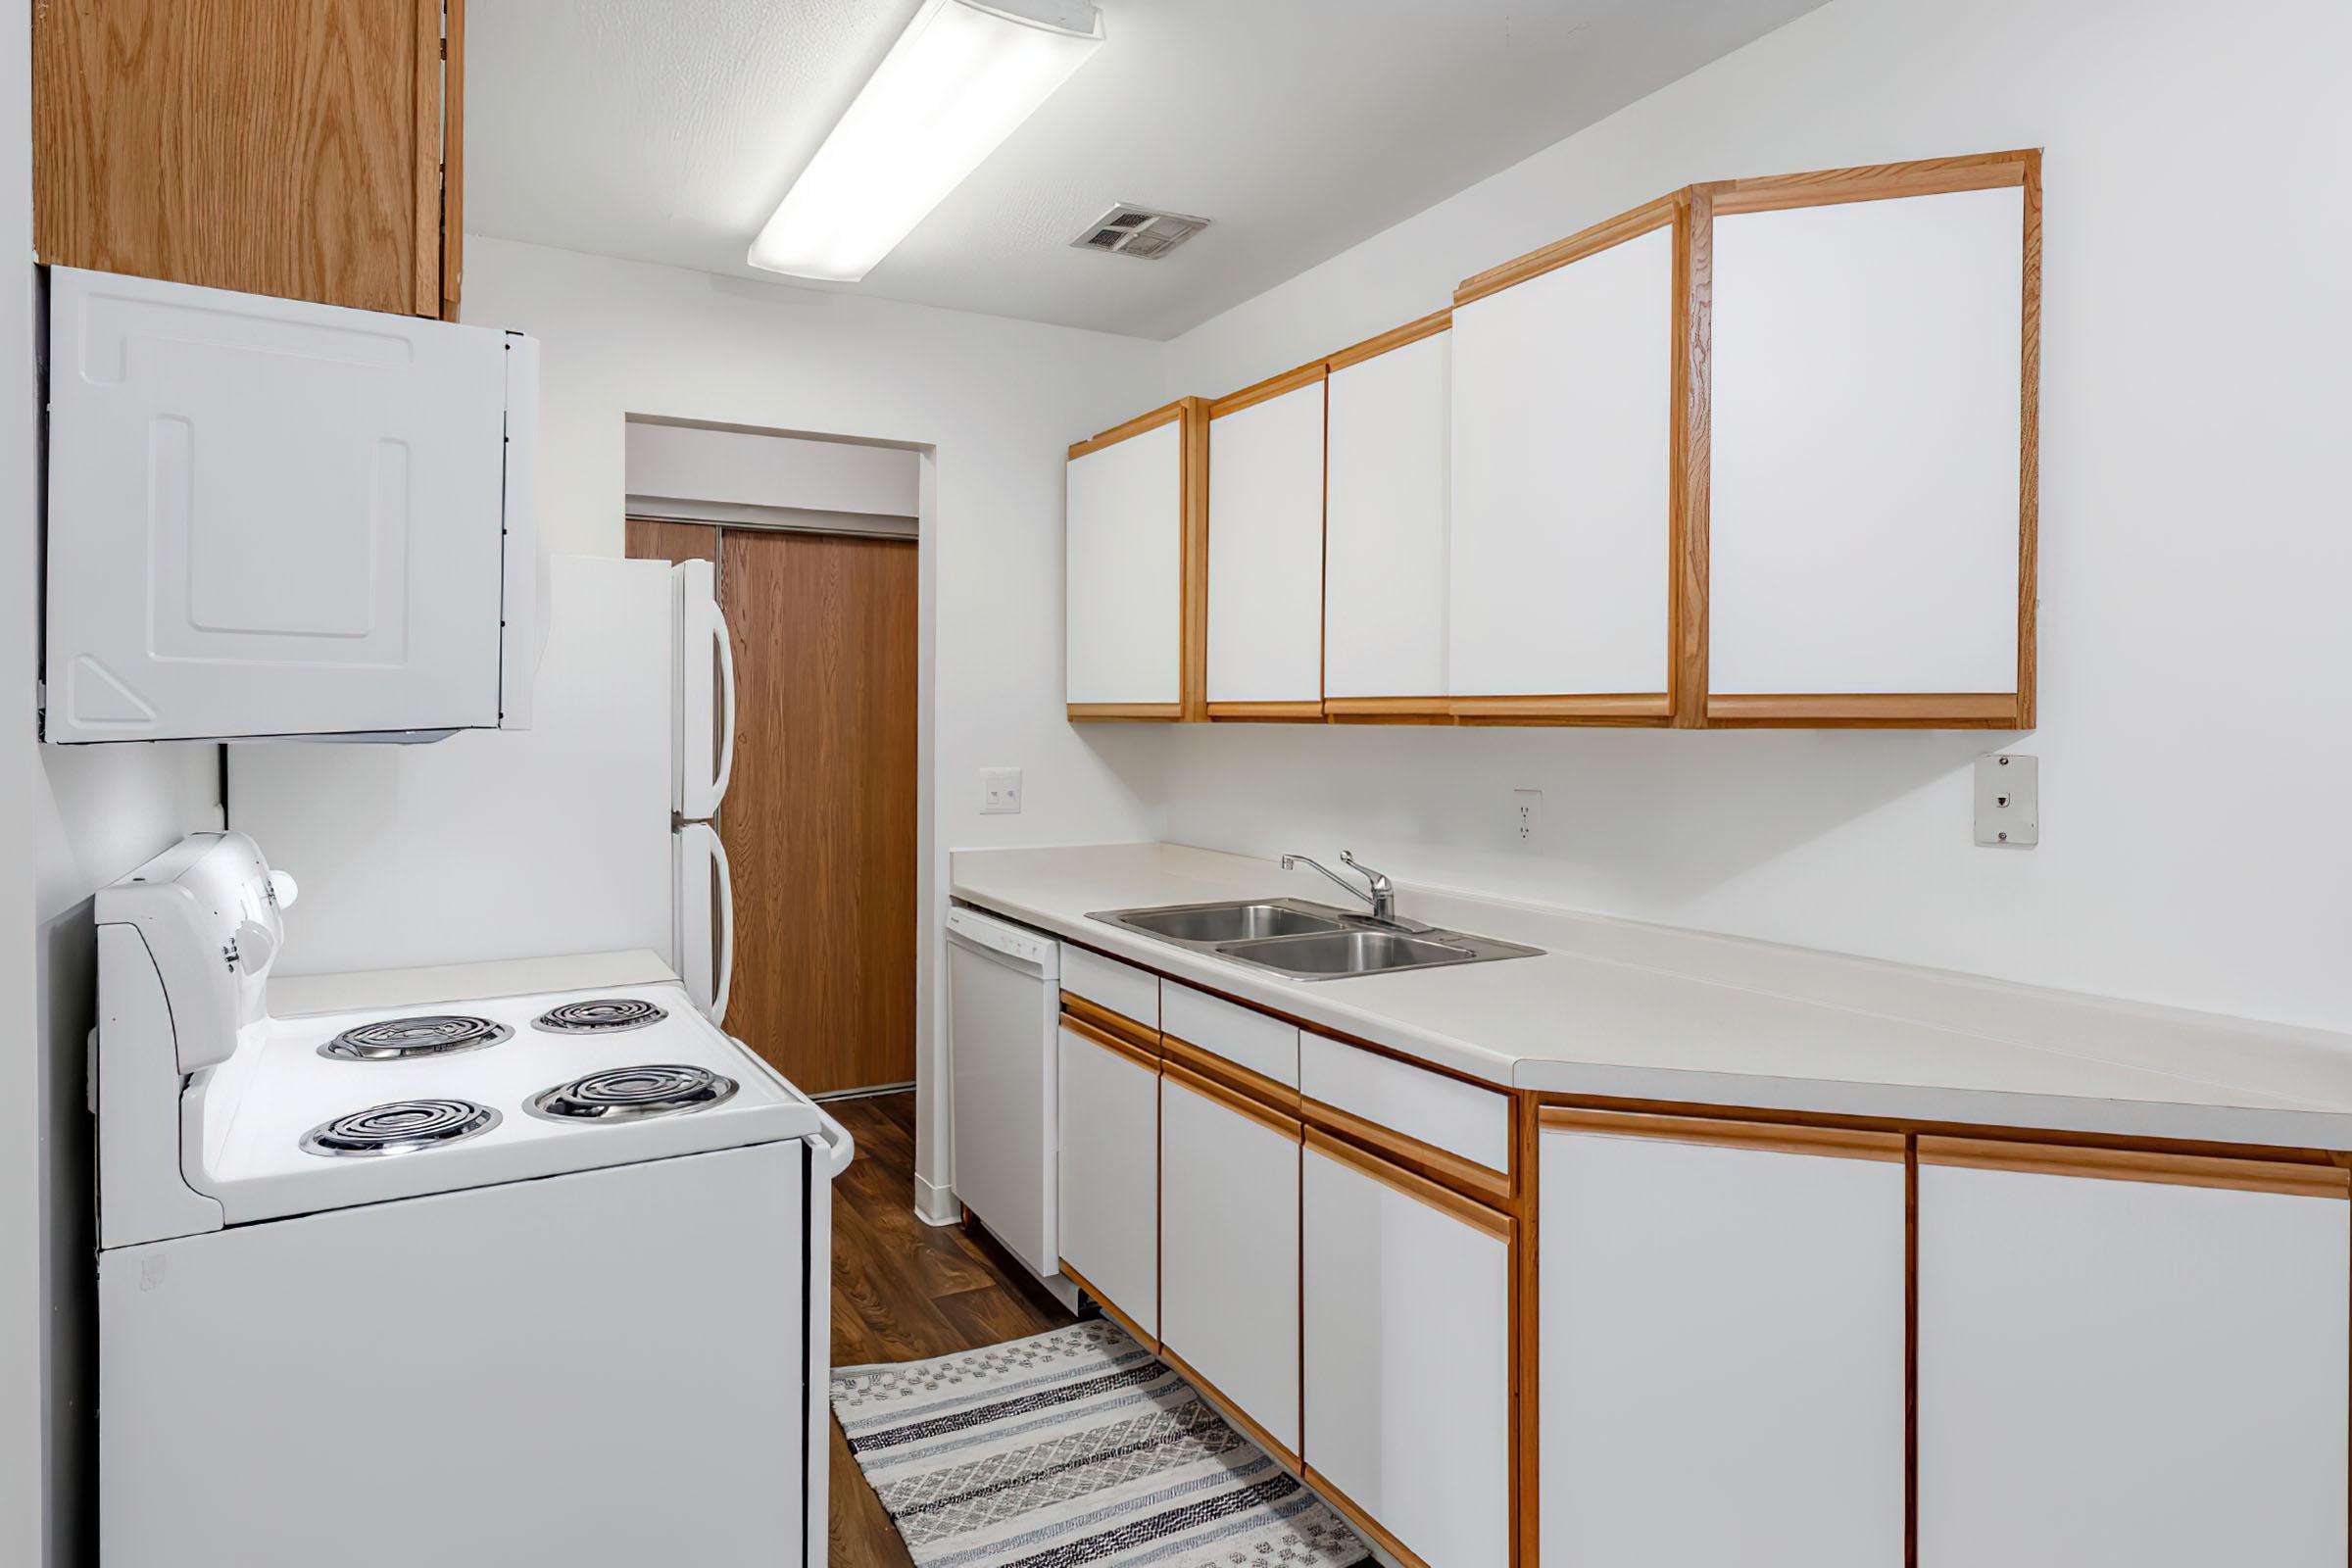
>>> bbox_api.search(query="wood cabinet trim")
[1712,148,2034,217]
[1302,1094,1513,1205]
[1540,1105,1906,1162]
[1305,1125,1513,1240]
[1669,184,1717,727]
[1179,396,1211,723]
[1059,993,1160,1059]
[1917,1136,2352,1199]
[1165,1056,1302,1142]
[1704,693,2023,726]
[1057,1257,1158,1351]
[1160,1033,1302,1115]
[440,0,466,319]
[1321,696,1452,721]
[1068,398,1190,461]
[1066,702,1183,721]
[1454,190,1682,306]
[1159,1342,1300,1472]
[1209,362,1327,419]
[1302,1464,1435,1568]
[1448,693,1672,724]
[1325,308,1452,373]
[1205,701,1326,722]
[2014,151,2042,729]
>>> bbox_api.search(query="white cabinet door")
[1160,1070,1300,1457]
[1206,379,1325,707]
[1711,185,2026,697]
[1302,1137,1509,1568]
[44,267,520,743]
[1919,1147,2349,1568]
[1447,224,1672,700]
[1540,1117,1905,1567]
[1326,329,1448,702]
[1066,416,1184,709]
[1054,1023,1158,1338]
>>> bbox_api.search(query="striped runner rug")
[832,1319,1371,1568]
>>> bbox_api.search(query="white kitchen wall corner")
[41,267,540,744]
[1065,396,1208,721]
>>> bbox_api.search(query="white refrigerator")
[227,554,737,1017]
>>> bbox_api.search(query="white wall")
[461,238,1170,1212]
[1159,0,2352,1034]
[3,5,223,1560]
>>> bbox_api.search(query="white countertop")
[950,843,2352,1150]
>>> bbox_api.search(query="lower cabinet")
[1158,1064,1301,1458]
[1539,1112,1906,1567]
[1918,1141,2350,1568]
[1302,1131,1510,1568]
[1055,1018,1159,1340]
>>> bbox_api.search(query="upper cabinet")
[1064,150,2038,730]
[1206,368,1326,719]
[34,0,466,319]
[1704,154,2038,726]
[1447,197,1685,722]
[1065,399,1207,720]
[1324,313,1452,719]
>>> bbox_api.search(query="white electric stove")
[93,831,849,1568]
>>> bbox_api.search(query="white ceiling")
[465,0,1825,340]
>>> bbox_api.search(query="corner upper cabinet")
[1323,314,1452,720]
[1206,370,1326,719]
[1703,153,2039,726]
[1066,398,1208,721]
[34,0,466,319]
[1446,197,1686,723]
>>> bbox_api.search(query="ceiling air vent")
[1069,204,1210,260]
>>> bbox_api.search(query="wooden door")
[718,529,916,1095]
[1301,1131,1511,1568]
[1917,1143,2349,1567]
[35,0,458,318]
[1539,1112,1906,1567]
[1205,375,1325,716]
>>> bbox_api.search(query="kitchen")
[3,0,2349,1566]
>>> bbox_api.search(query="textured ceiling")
[465,0,1826,339]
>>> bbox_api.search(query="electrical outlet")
[1512,788,1543,843]
[1973,753,2037,846]
[980,766,1022,815]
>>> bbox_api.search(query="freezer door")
[673,558,736,818]
[675,821,735,1023]
[43,267,532,743]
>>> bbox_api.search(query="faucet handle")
[1340,849,1390,890]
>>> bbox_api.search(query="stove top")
[192,980,816,1226]
[302,1099,502,1157]
[530,1064,736,1122]
[318,1014,512,1061]
[532,997,667,1035]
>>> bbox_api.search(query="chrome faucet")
[1280,851,1426,931]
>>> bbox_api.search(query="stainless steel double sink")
[1088,897,1542,981]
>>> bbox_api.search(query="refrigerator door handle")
[689,590,737,817]
[710,828,734,1026]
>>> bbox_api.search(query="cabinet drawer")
[1060,946,1159,1031]
[1300,1032,1510,1175]
[1161,982,1298,1089]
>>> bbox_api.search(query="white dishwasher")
[946,906,1062,1285]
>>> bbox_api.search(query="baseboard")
[913,1173,958,1228]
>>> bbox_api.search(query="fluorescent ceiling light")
[749,0,1104,283]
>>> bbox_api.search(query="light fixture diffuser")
[748,0,1104,283]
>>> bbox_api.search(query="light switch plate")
[1974,753,2038,846]
[980,766,1022,815]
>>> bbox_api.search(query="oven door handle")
[808,1100,856,1178]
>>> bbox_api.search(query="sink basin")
[1112,903,1347,943]
[1087,897,1543,980]
[1218,930,1476,977]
